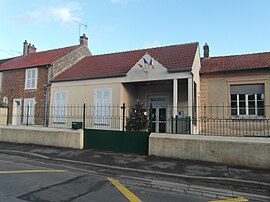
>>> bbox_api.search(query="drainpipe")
[44,64,52,127]
[191,71,194,134]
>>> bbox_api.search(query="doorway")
[12,99,22,125]
[149,96,167,133]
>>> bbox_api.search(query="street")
[0,153,208,202]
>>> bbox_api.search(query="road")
[0,153,209,202]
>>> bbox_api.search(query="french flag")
[150,58,154,69]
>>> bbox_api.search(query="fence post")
[171,116,174,133]
[6,106,9,125]
[149,103,152,133]
[175,115,178,134]
[26,104,29,126]
[83,103,86,129]
[121,103,126,131]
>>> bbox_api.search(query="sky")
[0,0,269,59]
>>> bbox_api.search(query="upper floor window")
[230,84,264,117]
[25,68,38,90]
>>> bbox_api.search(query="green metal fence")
[84,129,150,155]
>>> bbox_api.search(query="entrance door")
[149,96,167,133]
[12,99,22,125]
[152,107,166,133]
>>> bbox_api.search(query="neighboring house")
[0,57,15,65]
[0,34,91,126]
[200,44,270,136]
[51,42,201,133]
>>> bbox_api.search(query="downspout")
[191,71,194,134]
[44,64,52,127]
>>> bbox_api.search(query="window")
[25,68,38,89]
[54,91,67,123]
[23,98,35,124]
[94,89,111,125]
[230,84,264,117]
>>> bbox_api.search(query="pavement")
[0,141,269,197]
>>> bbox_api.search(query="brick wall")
[0,67,48,125]
[52,45,91,79]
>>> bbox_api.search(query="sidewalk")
[0,142,269,188]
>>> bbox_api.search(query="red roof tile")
[54,42,198,81]
[0,45,81,71]
[0,57,15,65]
[201,52,270,73]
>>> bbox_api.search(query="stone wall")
[149,133,270,169]
[52,46,91,79]
[0,126,83,149]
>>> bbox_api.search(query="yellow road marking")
[209,197,249,202]
[0,170,66,174]
[108,177,142,202]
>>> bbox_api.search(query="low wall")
[149,133,270,169]
[0,126,83,149]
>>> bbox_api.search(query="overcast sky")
[0,0,269,59]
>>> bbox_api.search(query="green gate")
[84,129,150,155]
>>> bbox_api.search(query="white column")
[188,77,193,120]
[173,79,178,116]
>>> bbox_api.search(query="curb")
[1,149,269,191]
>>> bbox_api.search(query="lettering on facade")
[150,97,166,102]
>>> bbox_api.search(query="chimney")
[23,40,37,56]
[80,34,88,46]
[203,42,209,58]
[27,43,37,54]
[23,40,28,56]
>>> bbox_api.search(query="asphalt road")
[0,153,209,202]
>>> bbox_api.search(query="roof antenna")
[73,20,87,41]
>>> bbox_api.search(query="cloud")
[50,6,80,24]
[11,2,82,26]
[144,40,161,49]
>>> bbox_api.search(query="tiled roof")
[54,42,198,81]
[0,45,81,71]
[201,52,270,73]
[0,57,15,65]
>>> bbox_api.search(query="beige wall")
[125,53,192,83]
[51,78,123,129]
[149,133,270,169]
[51,79,122,106]
[0,126,83,149]
[200,73,270,136]
[0,108,7,125]
[200,73,270,117]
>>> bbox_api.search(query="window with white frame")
[230,84,264,117]
[23,98,35,124]
[54,91,67,123]
[94,89,111,125]
[25,68,38,89]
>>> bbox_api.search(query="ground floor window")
[230,84,264,117]
[54,91,67,123]
[94,88,111,125]
[23,98,35,124]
